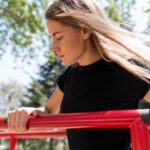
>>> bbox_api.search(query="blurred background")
[0,0,150,149]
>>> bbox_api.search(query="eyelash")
[57,36,62,40]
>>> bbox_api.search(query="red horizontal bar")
[0,109,149,150]
[27,110,140,130]
[0,110,141,131]
[0,130,66,139]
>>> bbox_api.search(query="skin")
[7,19,150,133]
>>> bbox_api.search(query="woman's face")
[47,19,94,65]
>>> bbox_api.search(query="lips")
[59,55,64,58]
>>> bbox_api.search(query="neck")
[77,37,102,66]
[77,45,101,66]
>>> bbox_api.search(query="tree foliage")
[0,0,49,60]
[145,2,150,29]
[0,80,24,116]
[22,52,65,107]
[105,0,136,28]
[146,2,150,15]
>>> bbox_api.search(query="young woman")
[8,0,150,150]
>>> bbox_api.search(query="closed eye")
[55,34,63,40]
[48,33,63,42]
[57,36,63,40]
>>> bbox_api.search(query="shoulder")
[110,61,150,99]
[127,59,150,87]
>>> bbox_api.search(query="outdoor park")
[0,0,150,150]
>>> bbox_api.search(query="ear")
[81,28,92,40]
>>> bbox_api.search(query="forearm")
[44,105,52,114]
[43,87,63,114]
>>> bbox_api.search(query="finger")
[20,110,28,133]
[31,110,39,117]
[8,112,12,131]
[10,112,16,132]
[14,110,22,133]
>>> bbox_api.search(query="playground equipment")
[0,109,150,150]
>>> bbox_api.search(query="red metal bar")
[0,130,66,139]
[0,110,141,130]
[0,117,7,129]
[130,119,150,150]
[10,137,17,150]
[26,110,140,130]
[0,109,149,150]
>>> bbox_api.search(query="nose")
[51,42,60,53]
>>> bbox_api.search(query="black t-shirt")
[56,59,150,150]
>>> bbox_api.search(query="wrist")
[44,105,51,114]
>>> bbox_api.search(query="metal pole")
[0,110,149,150]
[131,119,150,150]
[10,137,17,150]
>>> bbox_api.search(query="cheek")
[60,35,85,64]
[66,40,84,59]
[65,36,84,53]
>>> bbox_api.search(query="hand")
[7,107,44,133]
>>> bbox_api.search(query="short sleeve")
[128,59,150,99]
[56,66,70,92]
[130,75,150,99]
[130,60,150,99]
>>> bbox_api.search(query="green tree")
[0,80,25,150]
[105,0,136,30]
[106,0,135,21]
[0,80,24,116]
[145,1,150,30]
[105,0,123,21]
[0,0,49,60]
[22,52,65,107]
[146,1,150,15]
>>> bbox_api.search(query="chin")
[62,60,75,66]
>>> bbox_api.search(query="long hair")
[45,0,150,83]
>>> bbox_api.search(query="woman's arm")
[45,86,64,114]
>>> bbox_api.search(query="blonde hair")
[45,0,150,83]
